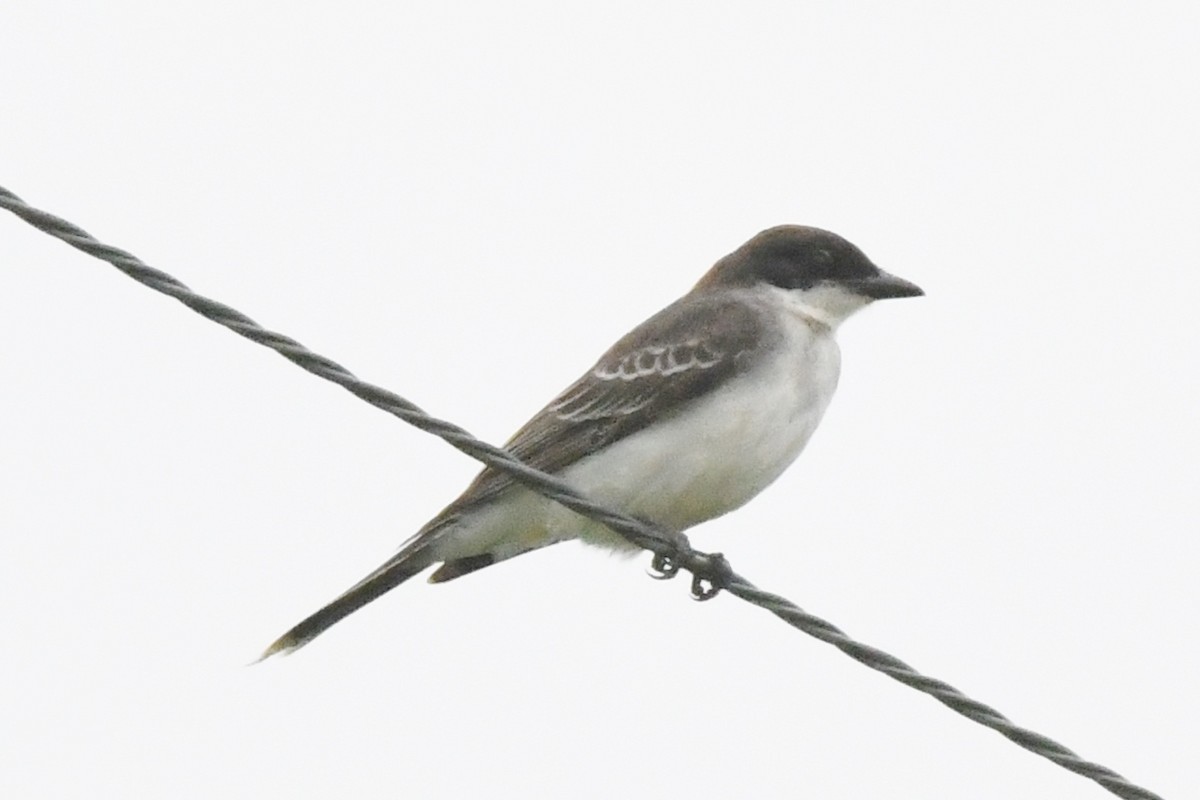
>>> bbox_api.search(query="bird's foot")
[645,530,732,601]
[647,550,683,580]
[688,551,732,601]
[646,528,692,579]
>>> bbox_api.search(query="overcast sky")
[1,3,1195,799]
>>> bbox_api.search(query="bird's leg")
[646,527,691,580]
[688,551,733,601]
[644,529,732,600]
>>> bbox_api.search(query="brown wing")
[421,291,770,529]
[262,294,774,654]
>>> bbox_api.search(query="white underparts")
[432,284,847,560]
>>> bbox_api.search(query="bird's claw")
[647,551,681,580]
[689,552,732,601]
[647,545,732,600]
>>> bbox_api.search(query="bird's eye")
[814,248,833,265]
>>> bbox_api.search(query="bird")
[261,225,922,657]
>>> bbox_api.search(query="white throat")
[764,283,871,330]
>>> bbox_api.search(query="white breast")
[436,290,845,561]
[553,302,842,549]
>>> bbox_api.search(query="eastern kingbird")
[262,225,922,657]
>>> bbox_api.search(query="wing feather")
[421,291,769,527]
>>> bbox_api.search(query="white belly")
[559,320,841,546]
[438,314,841,560]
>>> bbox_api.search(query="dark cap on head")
[694,225,923,299]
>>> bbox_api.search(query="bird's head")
[694,225,923,327]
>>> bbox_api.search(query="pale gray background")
[1,3,1195,799]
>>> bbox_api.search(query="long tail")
[258,538,439,660]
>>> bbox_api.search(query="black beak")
[849,269,924,299]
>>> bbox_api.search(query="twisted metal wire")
[0,185,1163,800]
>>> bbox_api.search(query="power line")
[0,185,1164,800]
